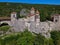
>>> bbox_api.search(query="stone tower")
[52,14,60,30]
[25,7,35,31]
[53,14,59,23]
[35,10,40,26]
[30,7,35,15]
[11,12,17,26]
[30,7,35,21]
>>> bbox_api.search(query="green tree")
[33,33,47,45]
[0,25,10,34]
[16,30,35,45]
[50,31,60,45]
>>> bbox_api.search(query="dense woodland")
[0,2,60,21]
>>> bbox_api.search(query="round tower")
[30,7,35,21]
[35,10,40,26]
[35,10,40,22]
[30,7,35,15]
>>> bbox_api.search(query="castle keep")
[0,7,60,38]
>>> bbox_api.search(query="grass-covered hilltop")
[0,2,60,21]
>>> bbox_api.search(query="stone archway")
[0,21,11,26]
[0,23,9,26]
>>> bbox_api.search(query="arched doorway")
[0,23,9,27]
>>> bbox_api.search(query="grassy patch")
[0,25,10,32]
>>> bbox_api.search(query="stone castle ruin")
[0,7,60,38]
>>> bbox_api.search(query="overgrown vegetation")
[0,30,49,45]
[0,22,10,35]
[0,25,10,31]
[0,29,59,45]
[50,31,60,45]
